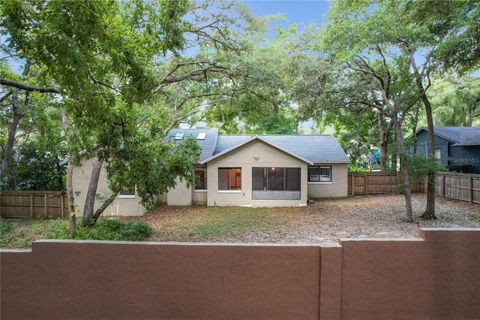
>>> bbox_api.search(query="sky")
[243,0,330,37]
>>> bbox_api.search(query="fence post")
[469,176,473,203]
[60,194,64,218]
[442,174,446,198]
[44,194,48,217]
[30,194,34,217]
[351,174,355,196]
[364,173,368,195]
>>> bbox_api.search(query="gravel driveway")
[137,194,480,244]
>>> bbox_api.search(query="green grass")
[0,218,152,248]
[163,207,280,239]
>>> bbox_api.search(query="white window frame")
[308,166,332,184]
[119,187,136,199]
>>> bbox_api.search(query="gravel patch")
[135,194,479,244]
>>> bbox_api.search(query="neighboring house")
[415,126,480,174]
[73,128,349,216]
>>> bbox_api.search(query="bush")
[0,218,13,235]
[46,219,152,241]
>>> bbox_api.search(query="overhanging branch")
[0,77,60,94]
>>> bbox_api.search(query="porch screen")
[218,168,242,190]
[252,168,301,191]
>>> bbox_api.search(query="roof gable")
[418,126,480,146]
[166,129,350,164]
[199,136,314,165]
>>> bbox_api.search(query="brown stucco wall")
[1,229,479,320]
[1,242,321,320]
[340,228,480,320]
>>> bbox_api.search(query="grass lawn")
[2,194,479,248]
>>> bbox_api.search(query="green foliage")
[0,218,13,235]
[429,75,480,126]
[407,155,445,184]
[1,141,65,190]
[402,0,480,73]
[348,164,370,173]
[0,218,152,248]
[47,219,152,241]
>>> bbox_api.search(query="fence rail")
[348,172,424,195]
[0,190,68,218]
[434,172,480,204]
[348,171,480,204]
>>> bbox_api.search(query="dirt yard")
[133,194,480,244]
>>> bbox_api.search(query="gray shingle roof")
[213,134,349,164]
[422,126,480,146]
[167,128,218,162]
[167,129,349,164]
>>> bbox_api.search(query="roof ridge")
[218,134,334,136]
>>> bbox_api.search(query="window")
[174,132,184,140]
[435,149,441,161]
[308,166,332,182]
[195,168,207,190]
[252,167,301,191]
[119,187,135,198]
[218,168,241,190]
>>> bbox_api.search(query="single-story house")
[415,126,480,174]
[73,128,349,216]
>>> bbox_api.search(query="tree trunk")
[412,104,420,155]
[390,133,397,172]
[393,117,413,222]
[62,112,77,234]
[66,163,77,234]
[378,111,388,171]
[0,92,22,179]
[92,191,119,223]
[0,61,32,180]
[421,95,436,219]
[82,158,104,226]
[407,50,436,219]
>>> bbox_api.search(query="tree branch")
[0,77,60,93]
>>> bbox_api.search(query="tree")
[317,0,442,219]
[403,0,480,74]
[429,75,480,126]
[1,0,256,226]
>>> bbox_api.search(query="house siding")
[207,140,308,207]
[415,130,451,166]
[72,160,146,216]
[415,130,480,173]
[307,164,348,198]
[450,146,480,173]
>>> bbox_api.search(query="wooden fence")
[348,171,480,204]
[434,172,480,204]
[0,190,68,218]
[348,172,424,195]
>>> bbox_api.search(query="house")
[415,126,480,174]
[73,128,349,216]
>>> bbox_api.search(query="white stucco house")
[73,128,349,216]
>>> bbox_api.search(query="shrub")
[46,219,152,241]
[0,218,13,235]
